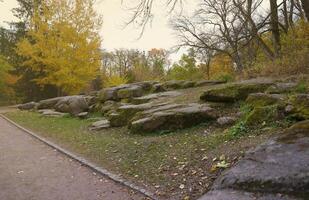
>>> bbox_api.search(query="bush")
[244,21,309,77]
[104,75,128,87]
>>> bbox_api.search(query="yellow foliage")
[209,54,235,81]
[105,75,128,88]
[16,0,102,95]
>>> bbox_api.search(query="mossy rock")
[201,80,274,103]
[246,93,286,108]
[244,105,280,126]
[98,88,119,102]
[266,82,299,94]
[289,94,309,120]
[117,86,144,99]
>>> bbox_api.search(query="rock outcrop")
[200,79,274,103]
[129,103,217,134]
[199,120,309,200]
[54,96,89,116]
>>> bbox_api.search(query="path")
[0,115,146,200]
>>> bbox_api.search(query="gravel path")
[0,116,146,200]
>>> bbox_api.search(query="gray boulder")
[54,96,89,116]
[89,119,110,131]
[266,82,299,94]
[37,97,63,109]
[246,93,286,107]
[18,102,38,110]
[129,104,217,134]
[40,110,67,117]
[200,79,274,103]
[132,91,182,104]
[117,85,144,99]
[200,120,309,200]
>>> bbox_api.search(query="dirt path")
[0,116,146,200]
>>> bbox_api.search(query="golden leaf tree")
[16,0,102,95]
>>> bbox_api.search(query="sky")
[0,0,197,60]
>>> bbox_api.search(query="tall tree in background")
[270,0,281,56]
[16,0,102,95]
[301,0,309,20]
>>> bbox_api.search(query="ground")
[0,114,145,200]
[2,83,291,200]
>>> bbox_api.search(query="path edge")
[0,114,158,200]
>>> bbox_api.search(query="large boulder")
[244,105,281,126]
[18,102,38,110]
[266,82,299,94]
[129,103,217,134]
[89,119,110,131]
[200,79,274,103]
[54,96,89,116]
[37,97,63,109]
[98,88,119,102]
[40,109,67,118]
[199,120,309,200]
[288,94,309,119]
[132,91,182,104]
[117,85,144,99]
[246,93,286,108]
[108,102,168,127]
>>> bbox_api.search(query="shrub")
[104,75,128,87]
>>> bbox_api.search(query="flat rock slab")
[199,120,309,200]
[0,117,144,200]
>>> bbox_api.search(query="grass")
[5,110,271,199]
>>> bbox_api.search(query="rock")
[198,189,299,200]
[200,79,274,103]
[77,112,88,119]
[266,82,299,94]
[100,101,122,115]
[288,94,309,119]
[89,119,110,131]
[205,121,309,198]
[244,105,281,126]
[182,81,196,88]
[98,88,119,102]
[246,93,286,108]
[37,97,63,109]
[41,110,67,117]
[217,117,237,126]
[162,80,186,90]
[132,91,182,104]
[151,83,166,93]
[108,102,168,127]
[117,85,144,99]
[195,80,227,87]
[18,102,38,110]
[54,96,89,116]
[129,104,217,134]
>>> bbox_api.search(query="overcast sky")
[0,0,199,60]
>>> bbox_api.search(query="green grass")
[5,110,237,198]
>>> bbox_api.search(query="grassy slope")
[5,85,281,199]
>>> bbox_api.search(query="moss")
[244,105,279,126]
[201,82,272,102]
[246,93,286,108]
[289,94,309,119]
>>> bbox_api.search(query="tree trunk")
[270,0,281,57]
[283,0,289,32]
[233,52,244,72]
[301,0,309,20]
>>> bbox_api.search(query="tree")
[16,0,102,95]
[270,0,281,56]
[301,0,309,20]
